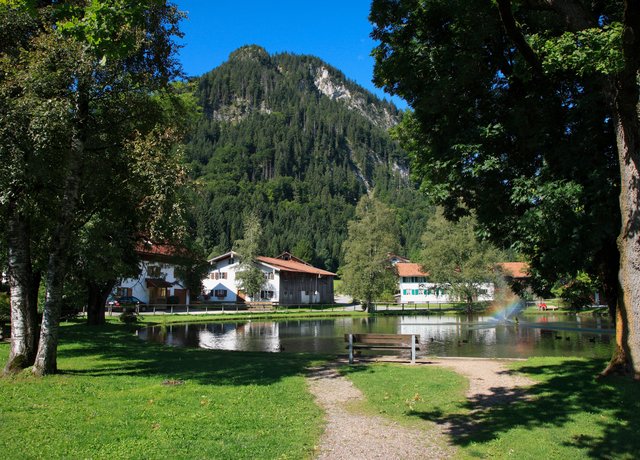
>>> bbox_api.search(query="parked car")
[107,295,146,311]
[106,295,120,308]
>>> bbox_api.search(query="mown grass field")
[0,321,325,459]
[2,317,639,459]
[342,358,640,459]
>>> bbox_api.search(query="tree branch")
[496,0,543,74]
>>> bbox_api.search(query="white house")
[202,251,335,304]
[394,261,527,304]
[114,244,190,305]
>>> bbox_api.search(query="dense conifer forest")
[185,45,431,271]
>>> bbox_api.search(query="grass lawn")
[342,358,640,459]
[0,321,325,459]
[130,309,367,326]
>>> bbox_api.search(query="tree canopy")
[233,211,267,300]
[370,0,640,377]
[1,0,187,375]
[420,211,502,305]
[341,195,399,310]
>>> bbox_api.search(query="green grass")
[3,318,637,459]
[0,321,325,459]
[340,362,469,423]
[341,358,640,459]
[127,309,368,326]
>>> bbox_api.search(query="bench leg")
[349,334,354,364]
[411,334,416,364]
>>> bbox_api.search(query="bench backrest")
[344,333,420,346]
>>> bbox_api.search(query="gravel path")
[306,358,535,459]
[307,361,453,460]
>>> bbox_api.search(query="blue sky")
[173,0,407,110]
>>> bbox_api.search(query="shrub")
[119,311,139,324]
[552,272,598,309]
[0,292,10,324]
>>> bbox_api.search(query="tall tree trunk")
[86,280,115,326]
[602,0,640,379]
[3,212,38,374]
[32,78,88,377]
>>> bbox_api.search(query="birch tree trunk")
[32,80,88,376]
[3,211,38,374]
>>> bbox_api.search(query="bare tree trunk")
[3,212,38,374]
[602,0,640,379]
[86,280,115,326]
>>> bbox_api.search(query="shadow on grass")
[58,321,330,387]
[412,359,640,458]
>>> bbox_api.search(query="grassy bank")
[342,358,640,459]
[129,309,368,326]
[0,321,325,459]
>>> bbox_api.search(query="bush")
[119,311,139,324]
[552,272,598,309]
[0,292,10,324]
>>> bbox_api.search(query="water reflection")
[138,314,615,359]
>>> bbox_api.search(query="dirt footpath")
[306,358,535,459]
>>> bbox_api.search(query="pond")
[138,313,615,359]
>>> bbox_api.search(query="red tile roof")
[135,242,187,259]
[498,262,529,279]
[256,256,336,277]
[396,263,428,277]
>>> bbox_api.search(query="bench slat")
[345,333,421,364]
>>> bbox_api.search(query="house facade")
[202,252,335,304]
[395,261,527,304]
[115,244,190,305]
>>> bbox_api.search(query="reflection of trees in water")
[140,315,614,358]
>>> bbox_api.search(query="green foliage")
[234,211,266,299]
[371,0,620,297]
[419,210,502,304]
[341,196,399,308]
[118,311,138,323]
[185,46,429,272]
[0,292,9,323]
[533,24,624,76]
[552,271,599,309]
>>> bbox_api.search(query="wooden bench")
[345,333,420,364]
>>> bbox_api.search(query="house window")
[147,266,161,277]
[412,289,418,295]
[116,287,132,297]
[212,272,228,280]
[260,290,274,299]
[265,272,274,280]
[214,289,227,298]
[229,257,235,264]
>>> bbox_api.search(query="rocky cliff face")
[313,66,398,131]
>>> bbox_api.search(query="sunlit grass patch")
[0,322,323,459]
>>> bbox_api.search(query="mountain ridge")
[186,45,429,271]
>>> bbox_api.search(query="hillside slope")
[186,45,429,271]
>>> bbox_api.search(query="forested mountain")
[186,45,430,271]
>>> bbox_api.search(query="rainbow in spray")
[487,300,526,323]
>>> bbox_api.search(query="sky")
[173,0,408,110]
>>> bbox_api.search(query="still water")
[139,313,614,359]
